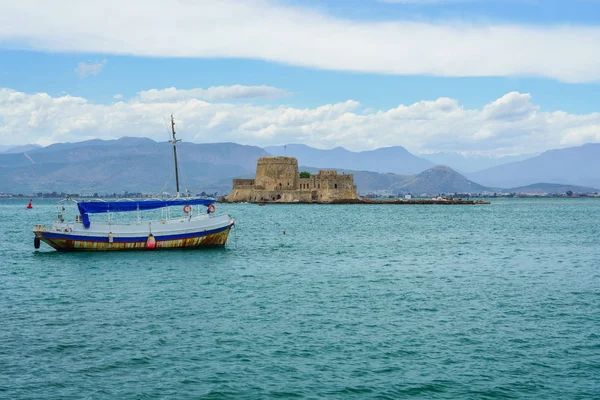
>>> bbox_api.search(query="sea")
[1,198,599,399]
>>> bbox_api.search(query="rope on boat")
[157,168,175,197]
[234,222,237,248]
[79,170,125,194]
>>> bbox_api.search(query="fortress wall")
[298,177,312,191]
[232,179,255,188]
[317,175,355,190]
[254,157,299,191]
[226,188,255,202]
[241,190,313,203]
[298,172,356,195]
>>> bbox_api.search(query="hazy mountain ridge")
[264,144,435,175]
[419,152,537,173]
[1,144,43,154]
[300,165,489,195]
[269,143,600,190]
[0,137,598,195]
[299,165,596,195]
[0,138,269,194]
[467,143,600,189]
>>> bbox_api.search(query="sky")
[0,0,599,156]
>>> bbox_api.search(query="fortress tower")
[254,157,299,191]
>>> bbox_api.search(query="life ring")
[207,204,216,214]
[183,205,192,214]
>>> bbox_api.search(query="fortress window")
[318,184,320,189]
[277,194,281,200]
[335,184,338,189]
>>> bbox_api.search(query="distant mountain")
[502,183,598,195]
[420,152,536,173]
[397,166,490,195]
[300,166,412,194]
[0,137,269,194]
[264,144,434,175]
[467,144,600,189]
[1,144,43,154]
[300,165,489,195]
[2,137,597,196]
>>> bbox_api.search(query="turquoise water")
[1,198,599,399]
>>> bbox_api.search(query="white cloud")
[0,87,599,156]
[137,85,290,102]
[75,59,107,78]
[113,94,123,99]
[1,0,599,83]
[561,125,600,147]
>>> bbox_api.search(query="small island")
[223,157,488,205]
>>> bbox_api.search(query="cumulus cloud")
[1,88,599,155]
[74,59,107,78]
[137,85,290,102]
[1,1,600,83]
[113,94,123,99]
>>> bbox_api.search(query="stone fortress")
[226,156,359,203]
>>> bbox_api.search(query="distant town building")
[226,156,359,203]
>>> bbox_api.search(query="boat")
[32,116,235,251]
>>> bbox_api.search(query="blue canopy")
[77,198,215,229]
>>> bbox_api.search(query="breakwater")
[220,197,490,205]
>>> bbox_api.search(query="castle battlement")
[257,156,298,165]
[318,170,338,176]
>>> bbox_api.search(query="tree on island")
[566,190,573,197]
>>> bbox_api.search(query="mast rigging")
[170,115,182,198]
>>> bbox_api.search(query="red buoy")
[146,234,156,249]
[26,199,32,209]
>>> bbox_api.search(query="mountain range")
[419,152,537,173]
[0,137,598,195]
[0,144,42,154]
[264,144,435,175]
[0,138,267,195]
[297,165,486,194]
[466,144,600,190]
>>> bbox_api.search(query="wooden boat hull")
[36,224,232,251]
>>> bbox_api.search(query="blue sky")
[286,0,600,25]
[0,0,599,155]
[1,50,599,114]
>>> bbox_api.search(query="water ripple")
[1,198,599,398]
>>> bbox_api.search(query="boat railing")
[51,197,219,226]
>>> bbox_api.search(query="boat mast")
[170,115,182,198]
